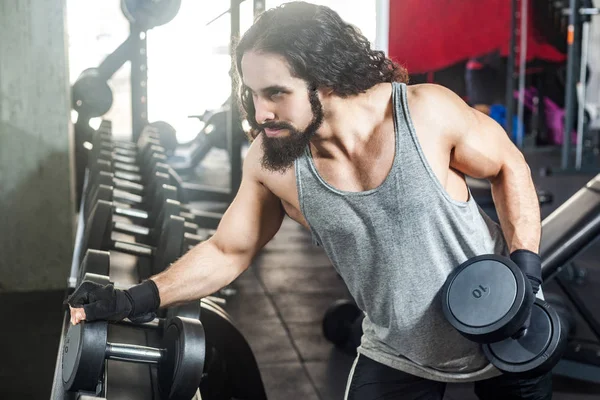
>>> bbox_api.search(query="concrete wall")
[0,0,75,292]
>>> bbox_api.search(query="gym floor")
[2,148,600,399]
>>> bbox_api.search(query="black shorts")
[345,354,552,400]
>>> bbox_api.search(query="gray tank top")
[294,82,509,382]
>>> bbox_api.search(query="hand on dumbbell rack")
[63,270,204,399]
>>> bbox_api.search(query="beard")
[258,88,324,174]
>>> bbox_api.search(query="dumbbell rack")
[51,130,187,399]
[52,119,269,399]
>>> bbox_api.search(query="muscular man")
[67,2,546,399]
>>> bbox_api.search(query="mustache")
[259,121,295,132]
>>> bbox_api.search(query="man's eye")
[269,91,284,99]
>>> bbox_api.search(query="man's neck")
[310,82,393,160]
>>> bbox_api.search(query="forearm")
[490,160,541,253]
[150,238,247,308]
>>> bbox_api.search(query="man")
[68,2,546,399]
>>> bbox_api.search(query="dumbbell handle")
[113,219,199,238]
[114,221,150,236]
[105,342,165,364]
[114,188,143,204]
[112,240,154,257]
[114,204,149,220]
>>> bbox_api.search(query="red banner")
[388,0,566,74]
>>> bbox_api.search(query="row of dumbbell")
[65,125,216,398]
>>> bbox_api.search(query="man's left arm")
[426,84,541,253]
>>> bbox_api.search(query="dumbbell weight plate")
[78,249,110,284]
[441,255,533,343]
[483,298,568,376]
[62,316,204,400]
[160,316,205,399]
[322,300,362,347]
[62,320,108,391]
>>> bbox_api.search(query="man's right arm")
[152,141,285,307]
[69,138,285,323]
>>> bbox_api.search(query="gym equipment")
[322,299,363,350]
[62,314,204,399]
[442,254,569,375]
[72,68,113,118]
[198,298,268,400]
[88,183,222,231]
[149,121,178,156]
[121,0,182,30]
[82,200,185,275]
[84,179,177,222]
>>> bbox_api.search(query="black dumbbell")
[63,288,204,399]
[93,130,188,202]
[78,250,217,317]
[441,255,570,376]
[90,182,222,231]
[88,182,220,232]
[84,178,176,224]
[322,299,363,353]
[82,200,185,275]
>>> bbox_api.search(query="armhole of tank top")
[396,83,471,208]
[294,155,323,247]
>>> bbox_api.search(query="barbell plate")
[121,0,182,29]
[483,299,566,376]
[62,321,108,392]
[442,255,531,343]
[159,316,205,400]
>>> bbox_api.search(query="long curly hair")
[234,1,408,139]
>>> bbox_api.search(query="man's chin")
[260,157,296,174]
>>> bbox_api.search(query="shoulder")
[406,83,476,137]
[243,133,266,180]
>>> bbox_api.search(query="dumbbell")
[441,255,570,376]
[82,200,186,275]
[322,299,364,354]
[89,182,222,231]
[91,127,162,157]
[63,274,204,399]
[84,178,177,224]
[79,250,221,317]
[89,151,169,190]
[89,183,221,232]
[87,168,173,209]
[92,130,188,201]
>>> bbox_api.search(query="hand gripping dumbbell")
[441,255,570,376]
[78,249,221,318]
[63,275,205,399]
[82,200,186,276]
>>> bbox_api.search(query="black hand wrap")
[510,249,542,337]
[66,279,161,323]
[510,249,542,295]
